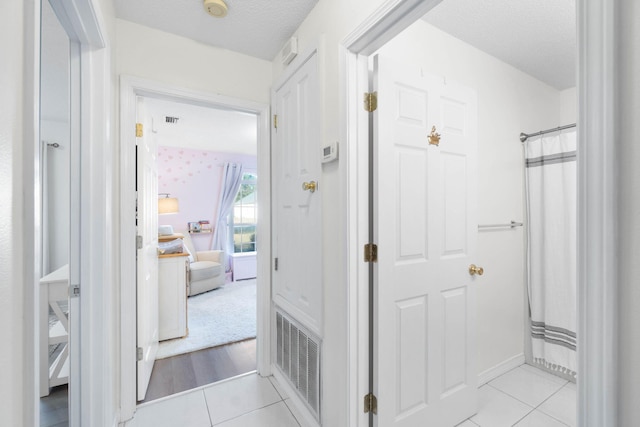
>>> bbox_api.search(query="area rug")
[156,279,256,359]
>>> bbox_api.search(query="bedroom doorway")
[118,77,272,418]
[140,96,261,402]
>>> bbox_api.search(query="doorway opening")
[38,0,79,425]
[118,76,272,421]
[344,1,579,425]
[140,97,260,402]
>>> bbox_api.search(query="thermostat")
[322,142,338,163]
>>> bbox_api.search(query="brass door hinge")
[364,392,377,414]
[273,114,278,130]
[364,243,378,263]
[136,123,143,137]
[364,92,378,112]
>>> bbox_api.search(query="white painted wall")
[40,0,71,274]
[618,0,640,423]
[40,120,70,273]
[116,19,273,105]
[0,0,26,425]
[377,19,565,380]
[560,87,577,124]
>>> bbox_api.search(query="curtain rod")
[519,123,576,143]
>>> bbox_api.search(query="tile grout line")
[201,389,214,426]
[482,383,539,426]
[486,379,566,411]
[268,376,287,401]
[485,371,572,427]
[283,399,303,427]
[509,406,537,426]
[210,400,287,426]
[533,383,572,426]
[485,383,536,409]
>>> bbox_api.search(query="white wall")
[40,0,71,274]
[377,20,564,379]
[40,120,70,272]
[156,146,257,252]
[116,19,273,105]
[0,0,26,425]
[560,87,577,124]
[618,0,640,423]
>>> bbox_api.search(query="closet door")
[271,52,323,335]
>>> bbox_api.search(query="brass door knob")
[302,181,317,193]
[469,264,484,276]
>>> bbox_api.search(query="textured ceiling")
[115,0,318,61]
[145,98,257,156]
[423,0,576,90]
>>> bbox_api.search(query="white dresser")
[158,253,189,341]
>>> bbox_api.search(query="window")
[232,172,257,253]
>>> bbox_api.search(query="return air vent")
[165,116,179,124]
[275,308,321,422]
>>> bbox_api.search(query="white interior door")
[272,52,323,335]
[372,54,479,426]
[136,96,159,401]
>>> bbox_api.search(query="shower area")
[521,124,578,382]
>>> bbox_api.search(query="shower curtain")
[525,130,577,378]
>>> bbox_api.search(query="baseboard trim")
[478,353,525,386]
[272,368,321,427]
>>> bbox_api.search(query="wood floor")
[141,338,257,403]
[40,384,69,427]
[39,339,256,424]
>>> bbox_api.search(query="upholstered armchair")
[181,232,225,296]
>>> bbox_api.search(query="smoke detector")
[204,0,228,18]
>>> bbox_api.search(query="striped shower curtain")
[525,130,577,378]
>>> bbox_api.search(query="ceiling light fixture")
[204,0,228,18]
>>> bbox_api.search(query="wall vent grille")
[275,308,321,422]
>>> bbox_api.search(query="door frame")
[118,76,271,422]
[24,0,110,426]
[340,0,617,426]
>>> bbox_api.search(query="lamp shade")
[158,197,179,214]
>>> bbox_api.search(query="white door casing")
[272,52,323,336]
[136,96,159,401]
[373,55,478,426]
[119,78,271,422]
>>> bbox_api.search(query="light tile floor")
[461,364,576,427]
[130,372,300,427]
[130,364,575,427]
